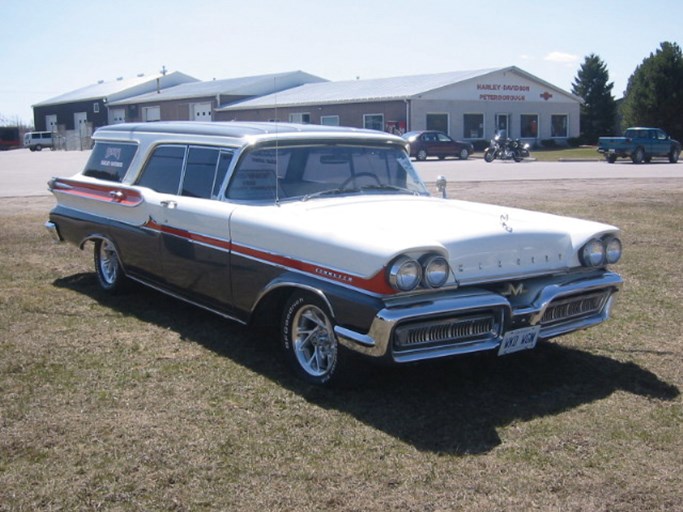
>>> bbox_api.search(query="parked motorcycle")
[484,131,530,162]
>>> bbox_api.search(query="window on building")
[363,114,384,131]
[426,114,448,133]
[463,114,484,139]
[321,115,340,126]
[551,114,568,138]
[289,113,311,124]
[521,114,538,138]
[93,103,100,114]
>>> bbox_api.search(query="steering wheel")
[339,172,382,189]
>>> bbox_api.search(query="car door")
[436,132,455,158]
[653,129,668,156]
[422,132,439,156]
[137,145,237,309]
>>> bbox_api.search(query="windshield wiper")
[302,187,360,201]
[357,184,419,195]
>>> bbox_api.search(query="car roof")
[94,121,405,146]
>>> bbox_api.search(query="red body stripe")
[142,219,393,295]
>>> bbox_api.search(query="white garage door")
[191,102,212,121]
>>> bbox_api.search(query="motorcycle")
[484,131,530,162]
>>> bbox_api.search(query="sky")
[1,0,680,126]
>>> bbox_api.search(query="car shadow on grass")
[55,273,680,455]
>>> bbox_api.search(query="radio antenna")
[274,77,280,206]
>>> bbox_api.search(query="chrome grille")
[394,314,497,350]
[541,291,609,326]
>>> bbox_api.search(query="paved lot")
[0,148,681,197]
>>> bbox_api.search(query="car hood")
[230,195,618,285]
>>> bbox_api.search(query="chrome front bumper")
[335,271,623,363]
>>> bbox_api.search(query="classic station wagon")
[46,122,623,385]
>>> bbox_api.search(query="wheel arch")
[248,272,382,335]
[82,234,129,277]
[250,279,336,327]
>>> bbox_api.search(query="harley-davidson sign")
[476,83,531,101]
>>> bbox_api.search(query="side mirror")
[436,175,447,198]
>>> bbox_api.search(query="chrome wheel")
[291,304,337,377]
[417,149,428,161]
[94,239,126,292]
[281,293,342,385]
[459,148,470,160]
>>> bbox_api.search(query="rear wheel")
[94,239,127,293]
[281,291,346,386]
[606,154,617,164]
[631,147,644,164]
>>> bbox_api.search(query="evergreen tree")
[571,54,617,143]
[621,42,683,142]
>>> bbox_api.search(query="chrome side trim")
[125,274,247,325]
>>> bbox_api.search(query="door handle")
[109,190,124,202]
[160,200,177,209]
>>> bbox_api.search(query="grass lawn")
[1,182,681,511]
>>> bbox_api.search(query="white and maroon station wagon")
[46,122,623,385]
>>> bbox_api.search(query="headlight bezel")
[580,235,622,267]
[388,252,452,292]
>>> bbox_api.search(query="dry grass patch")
[1,182,681,511]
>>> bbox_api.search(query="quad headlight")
[388,253,452,292]
[605,236,622,264]
[388,256,422,291]
[420,254,450,288]
[580,236,622,267]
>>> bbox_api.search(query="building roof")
[32,71,198,107]
[109,71,328,106]
[218,66,580,111]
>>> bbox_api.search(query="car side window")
[180,147,234,199]
[137,145,186,194]
[83,142,138,182]
[437,133,452,142]
[182,147,219,199]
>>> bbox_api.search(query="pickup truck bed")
[597,127,680,164]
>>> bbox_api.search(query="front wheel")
[670,148,680,163]
[513,151,523,162]
[281,292,345,386]
[416,149,428,161]
[458,148,470,160]
[606,154,617,164]
[484,149,495,163]
[94,239,127,293]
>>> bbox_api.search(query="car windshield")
[226,144,429,202]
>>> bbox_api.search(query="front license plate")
[498,325,541,356]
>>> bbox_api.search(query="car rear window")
[83,142,138,182]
